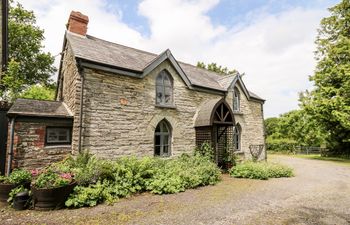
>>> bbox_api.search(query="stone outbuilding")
[4,11,266,172]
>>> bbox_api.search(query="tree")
[265,110,325,147]
[197,62,239,75]
[0,1,56,101]
[19,84,55,100]
[301,0,350,155]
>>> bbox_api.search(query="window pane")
[47,128,71,144]
[58,135,68,141]
[163,75,171,86]
[156,85,163,104]
[164,87,172,104]
[163,135,169,145]
[155,146,161,156]
[156,75,163,85]
[161,122,169,133]
[155,134,161,145]
[163,146,169,155]
[48,133,58,142]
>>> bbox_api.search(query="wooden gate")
[0,102,10,175]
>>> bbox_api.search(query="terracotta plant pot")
[0,183,16,202]
[31,182,76,210]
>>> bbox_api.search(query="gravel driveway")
[1,155,350,225]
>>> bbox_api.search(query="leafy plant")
[65,152,222,208]
[0,169,31,185]
[194,141,214,161]
[33,169,72,189]
[229,161,294,180]
[7,185,30,206]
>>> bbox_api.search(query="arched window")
[233,124,241,151]
[233,87,240,112]
[154,119,172,157]
[156,70,173,106]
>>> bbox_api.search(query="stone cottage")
[4,11,265,172]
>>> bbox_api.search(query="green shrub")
[229,161,294,180]
[0,169,31,185]
[266,138,298,153]
[146,154,221,194]
[65,152,221,208]
[65,181,107,207]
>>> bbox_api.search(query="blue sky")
[20,0,340,117]
[115,0,338,35]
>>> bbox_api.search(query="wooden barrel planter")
[32,182,76,210]
[0,183,16,202]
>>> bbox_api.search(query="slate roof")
[7,99,73,118]
[66,32,264,101]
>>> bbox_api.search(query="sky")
[18,0,339,118]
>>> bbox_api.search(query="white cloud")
[18,0,330,117]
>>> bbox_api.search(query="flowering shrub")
[32,169,73,189]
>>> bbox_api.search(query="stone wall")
[57,43,82,153]
[226,84,265,160]
[58,46,265,160]
[6,119,72,171]
[80,59,265,159]
[81,60,223,158]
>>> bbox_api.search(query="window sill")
[44,145,72,149]
[233,111,243,115]
[155,104,177,109]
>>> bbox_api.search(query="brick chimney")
[67,11,89,36]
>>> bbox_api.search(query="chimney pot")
[67,11,89,36]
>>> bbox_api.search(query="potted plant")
[31,168,75,210]
[7,185,31,210]
[0,169,31,203]
[223,153,237,170]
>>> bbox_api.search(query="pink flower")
[60,173,72,180]
[31,169,40,176]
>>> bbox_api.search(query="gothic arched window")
[154,119,172,157]
[156,70,173,106]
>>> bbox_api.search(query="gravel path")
[1,155,350,225]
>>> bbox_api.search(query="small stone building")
[5,11,266,171]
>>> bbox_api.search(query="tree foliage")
[197,62,238,75]
[300,0,350,155]
[265,110,326,147]
[19,84,55,100]
[0,1,56,101]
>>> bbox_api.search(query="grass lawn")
[270,153,350,166]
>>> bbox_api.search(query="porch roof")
[7,99,73,118]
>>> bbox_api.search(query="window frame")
[233,87,240,112]
[45,127,72,146]
[155,70,174,107]
[233,124,241,151]
[154,120,172,157]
